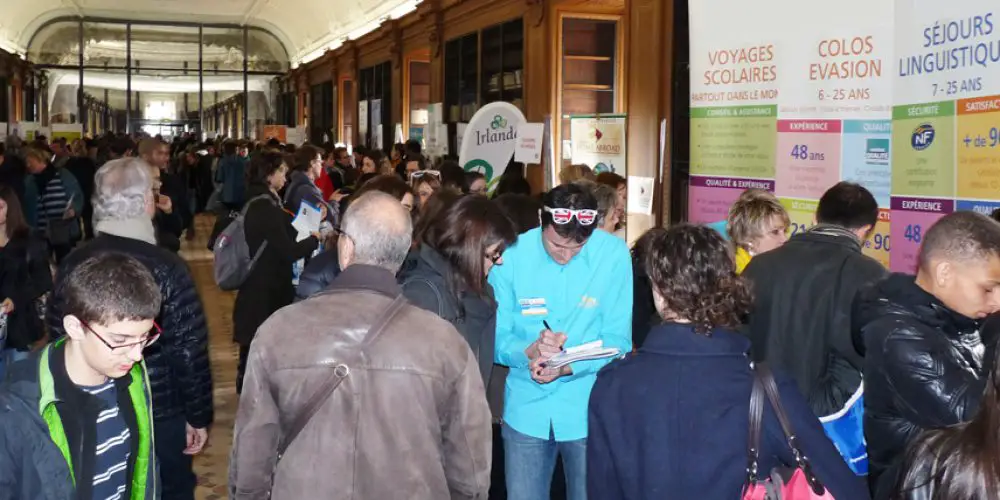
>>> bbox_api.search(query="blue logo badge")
[911,124,935,151]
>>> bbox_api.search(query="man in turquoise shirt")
[490,183,633,500]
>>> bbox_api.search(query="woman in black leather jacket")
[893,335,1000,499]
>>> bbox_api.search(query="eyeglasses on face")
[485,251,503,265]
[543,206,598,226]
[333,227,354,241]
[79,319,162,351]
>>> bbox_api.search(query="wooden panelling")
[625,0,672,239]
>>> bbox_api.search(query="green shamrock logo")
[490,115,508,130]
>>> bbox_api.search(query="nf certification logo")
[911,124,935,151]
[865,138,889,165]
[491,115,508,130]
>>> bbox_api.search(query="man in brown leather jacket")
[229,191,492,499]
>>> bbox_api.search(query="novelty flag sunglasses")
[410,170,442,180]
[543,206,598,226]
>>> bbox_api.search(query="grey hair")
[576,180,618,226]
[342,191,413,273]
[93,157,153,222]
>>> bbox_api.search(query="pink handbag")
[742,364,835,500]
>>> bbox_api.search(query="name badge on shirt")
[519,298,548,316]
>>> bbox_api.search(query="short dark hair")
[365,149,385,165]
[425,195,517,296]
[494,193,542,234]
[414,189,463,248]
[354,174,413,202]
[292,144,322,172]
[247,151,286,185]
[541,183,599,243]
[62,252,162,325]
[223,140,238,156]
[596,172,626,189]
[356,172,379,188]
[406,154,426,171]
[495,175,531,197]
[918,211,1000,271]
[334,146,349,159]
[440,161,465,190]
[266,138,282,149]
[404,139,422,156]
[645,224,751,333]
[815,181,878,230]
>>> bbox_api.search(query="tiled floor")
[182,215,238,500]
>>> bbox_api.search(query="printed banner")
[51,123,83,143]
[889,4,1000,272]
[569,115,627,174]
[687,0,1000,271]
[260,125,287,143]
[459,102,526,190]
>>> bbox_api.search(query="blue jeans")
[503,422,587,500]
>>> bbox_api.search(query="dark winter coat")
[47,234,214,428]
[398,245,501,414]
[587,323,870,500]
[631,254,658,349]
[232,184,318,346]
[854,273,994,499]
[0,231,51,350]
[283,170,337,226]
[295,247,341,301]
[743,226,887,416]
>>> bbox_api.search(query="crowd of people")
[0,129,998,500]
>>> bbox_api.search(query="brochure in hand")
[541,340,620,369]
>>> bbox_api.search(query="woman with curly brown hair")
[586,224,868,499]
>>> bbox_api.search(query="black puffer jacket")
[854,273,993,499]
[47,234,214,428]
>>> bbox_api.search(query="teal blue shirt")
[707,220,730,240]
[490,227,633,441]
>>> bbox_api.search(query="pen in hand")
[539,320,563,369]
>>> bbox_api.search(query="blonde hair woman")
[559,163,595,185]
[726,190,789,274]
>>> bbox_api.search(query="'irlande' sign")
[460,102,526,191]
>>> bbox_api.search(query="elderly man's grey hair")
[93,157,153,222]
[341,191,413,273]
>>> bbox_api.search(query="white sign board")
[627,176,655,215]
[425,103,443,155]
[514,123,545,163]
[459,102,526,188]
[286,127,306,147]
